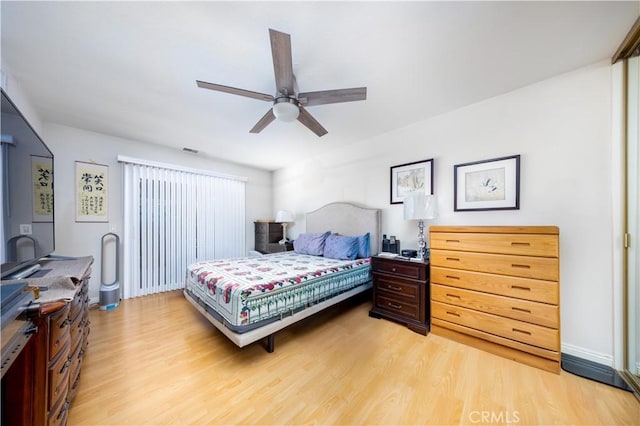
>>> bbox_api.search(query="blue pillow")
[293,232,331,256]
[323,234,358,260]
[356,232,371,258]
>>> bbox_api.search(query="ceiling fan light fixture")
[273,98,299,122]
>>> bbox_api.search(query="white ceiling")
[1,1,638,171]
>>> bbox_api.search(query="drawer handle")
[445,275,460,280]
[511,242,531,246]
[511,285,531,291]
[512,328,532,335]
[57,402,70,421]
[391,267,397,272]
[446,293,461,299]
[388,285,402,291]
[511,264,531,269]
[512,307,532,313]
[445,239,460,243]
[60,359,72,374]
[446,257,460,262]
[446,311,460,317]
[388,302,402,310]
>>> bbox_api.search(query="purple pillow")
[356,232,371,258]
[324,234,359,260]
[293,232,331,256]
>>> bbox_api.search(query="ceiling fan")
[196,29,367,137]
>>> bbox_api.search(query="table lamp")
[275,210,295,244]
[403,192,438,260]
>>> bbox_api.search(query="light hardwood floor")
[68,290,638,425]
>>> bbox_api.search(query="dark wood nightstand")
[368,255,430,335]
[254,221,284,254]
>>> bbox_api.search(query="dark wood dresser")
[1,256,92,425]
[255,221,292,254]
[369,256,430,335]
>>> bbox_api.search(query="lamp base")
[279,222,289,245]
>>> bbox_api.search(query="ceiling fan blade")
[249,108,276,133]
[196,80,274,102]
[298,87,367,107]
[297,106,328,137]
[269,29,294,96]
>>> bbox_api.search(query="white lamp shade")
[275,210,295,223]
[273,101,299,122]
[404,192,438,220]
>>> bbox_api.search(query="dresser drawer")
[49,304,71,361]
[375,276,419,300]
[70,287,84,320]
[431,284,559,328]
[70,308,84,345]
[430,232,559,257]
[430,250,558,281]
[432,301,559,351]
[376,294,420,321]
[372,257,425,280]
[48,398,69,426]
[68,340,83,393]
[431,266,558,304]
[48,340,70,411]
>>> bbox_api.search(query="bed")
[183,202,381,352]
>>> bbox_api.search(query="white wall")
[43,123,273,301]
[0,68,44,134]
[274,60,616,365]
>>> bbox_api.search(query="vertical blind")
[120,157,245,298]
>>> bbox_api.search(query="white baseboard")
[89,296,100,307]
[562,342,614,367]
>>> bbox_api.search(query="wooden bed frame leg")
[266,334,275,353]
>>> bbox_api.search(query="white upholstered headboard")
[305,202,382,255]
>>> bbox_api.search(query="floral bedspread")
[185,252,371,328]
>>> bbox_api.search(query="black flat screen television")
[1,88,55,279]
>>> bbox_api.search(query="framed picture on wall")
[31,155,53,222]
[75,161,109,222]
[454,154,520,211]
[390,159,434,204]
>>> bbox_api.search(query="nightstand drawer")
[375,276,419,300]
[432,301,559,351]
[372,257,425,280]
[376,294,420,320]
[431,284,559,328]
[430,232,558,257]
[430,250,558,281]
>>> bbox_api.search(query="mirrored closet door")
[624,54,640,393]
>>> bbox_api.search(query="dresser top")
[430,226,558,235]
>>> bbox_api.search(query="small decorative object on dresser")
[429,226,560,373]
[369,255,430,335]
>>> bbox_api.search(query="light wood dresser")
[429,226,560,373]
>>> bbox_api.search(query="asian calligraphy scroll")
[75,161,108,222]
[32,155,53,222]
